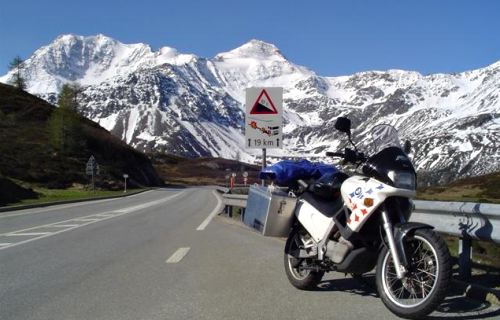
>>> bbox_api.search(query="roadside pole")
[230,172,236,189]
[123,174,129,193]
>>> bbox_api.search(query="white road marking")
[113,193,183,214]
[6,232,51,236]
[196,190,223,231]
[51,224,79,228]
[94,213,115,218]
[0,243,12,247]
[0,190,155,220]
[73,218,101,222]
[0,190,185,251]
[166,247,190,263]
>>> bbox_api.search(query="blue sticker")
[366,188,373,195]
[349,192,355,198]
[376,184,384,190]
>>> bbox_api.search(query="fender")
[393,222,434,267]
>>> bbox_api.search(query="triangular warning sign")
[250,89,278,115]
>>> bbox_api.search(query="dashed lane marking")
[166,247,191,264]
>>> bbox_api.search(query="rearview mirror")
[334,117,351,135]
[404,140,412,154]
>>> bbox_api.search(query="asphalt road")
[0,188,498,320]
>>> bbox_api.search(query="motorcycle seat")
[300,191,344,218]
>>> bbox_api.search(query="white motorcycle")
[284,117,451,319]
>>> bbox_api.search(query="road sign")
[86,156,95,175]
[243,171,248,178]
[123,174,129,179]
[86,156,99,176]
[231,172,236,177]
[249,90,278,114]
[85,155,99,193]
[245,87,283,149]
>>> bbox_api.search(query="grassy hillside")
[151,153,261,186]
[0,83,162,203]
[417,171,500,203]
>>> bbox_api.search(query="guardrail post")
[458,236,472,280]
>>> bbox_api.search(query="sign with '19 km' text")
[245,87,283,149]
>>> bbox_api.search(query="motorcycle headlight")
[388,171,416,190]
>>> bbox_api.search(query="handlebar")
[326,148,367,165]
[325,152,344,157]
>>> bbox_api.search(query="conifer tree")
[48,84,82,154]
[8,55,26,90]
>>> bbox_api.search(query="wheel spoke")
[382,233,442,308]
[416,268,436,278]
[394,285,406,299]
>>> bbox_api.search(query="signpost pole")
[123,174,129,193]
[91,170,95,194]
[261,148,266,186]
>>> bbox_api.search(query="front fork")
[381,210,407,279]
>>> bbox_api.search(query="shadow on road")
[429,296,500,319]
[154,185,188,190]
[315,274,378,297]
[314,274,499,319]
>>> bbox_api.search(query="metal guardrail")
[411,200,500,244]
[221,192,500,279]
[222,194,248,207]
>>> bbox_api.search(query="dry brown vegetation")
[151,153,261,186]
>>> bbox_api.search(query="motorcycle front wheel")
[284,226,324,290]
[376,229,451,319]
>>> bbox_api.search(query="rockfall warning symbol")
[245,87,283,149]
[250,89,278,115]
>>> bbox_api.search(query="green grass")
[417,171,500,204]
[5,187,147,207]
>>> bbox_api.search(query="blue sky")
[0,0,499,76]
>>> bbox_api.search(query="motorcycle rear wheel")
[376,229,451,319]
[284,226,324,290]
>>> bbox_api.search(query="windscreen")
[371,124,402,153]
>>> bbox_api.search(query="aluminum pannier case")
[243,185,296,237]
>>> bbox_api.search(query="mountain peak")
[52,33,120,47]
[215,39,285,60]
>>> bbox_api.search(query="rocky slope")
[1,34,499,185]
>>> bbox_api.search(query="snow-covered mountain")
[2,34,499,185]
